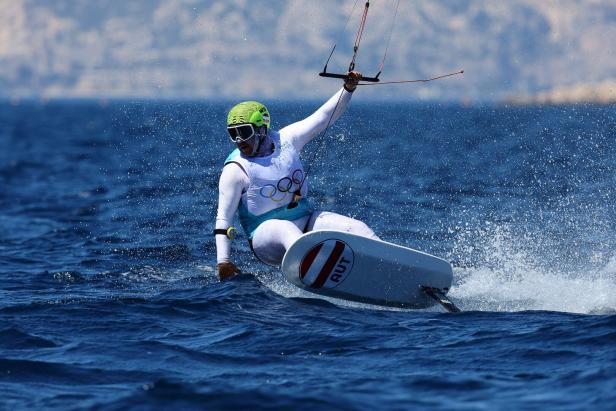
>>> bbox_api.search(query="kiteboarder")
[215,72,379,281]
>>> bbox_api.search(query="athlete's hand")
[344,71,362,92]
[218,261,241,281]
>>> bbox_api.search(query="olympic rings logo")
[259,169,305,203]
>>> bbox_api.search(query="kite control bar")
[318,71,381,82]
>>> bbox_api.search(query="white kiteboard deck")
[281,230,455,310]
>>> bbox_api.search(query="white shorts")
[251,211,379,266]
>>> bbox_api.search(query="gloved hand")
[217,261,241,281]
[344,71,362,92]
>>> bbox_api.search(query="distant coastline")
[505,80,616,105]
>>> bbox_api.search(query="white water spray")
[449,221,616,314]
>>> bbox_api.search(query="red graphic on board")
[299,239,354,289]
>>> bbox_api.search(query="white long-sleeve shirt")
[215,87,353,264]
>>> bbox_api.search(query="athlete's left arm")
[279,88,352,152]
[280,73,360,152]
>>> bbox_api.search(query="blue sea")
[1,98,615,410]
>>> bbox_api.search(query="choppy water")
[1,99,615,409]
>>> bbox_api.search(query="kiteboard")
[281,230,459,312]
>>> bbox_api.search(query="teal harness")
[238,199,312,239]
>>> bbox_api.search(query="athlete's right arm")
[215,163,248,281]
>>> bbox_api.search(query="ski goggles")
[227,123,257,143]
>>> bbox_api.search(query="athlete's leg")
[251,219,304,266]
[307,211,380,240]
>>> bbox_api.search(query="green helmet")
[227,101,270,129]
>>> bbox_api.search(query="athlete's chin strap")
[214,227,237,240]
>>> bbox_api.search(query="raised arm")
[280,88,353,152]
[215,164,248,280]
[280,72,361,152]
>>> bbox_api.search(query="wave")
[0,328,58,349]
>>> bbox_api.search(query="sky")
[1,0,615,102]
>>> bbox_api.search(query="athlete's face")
[227,123,259,156]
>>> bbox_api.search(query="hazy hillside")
[1,0,615,101]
